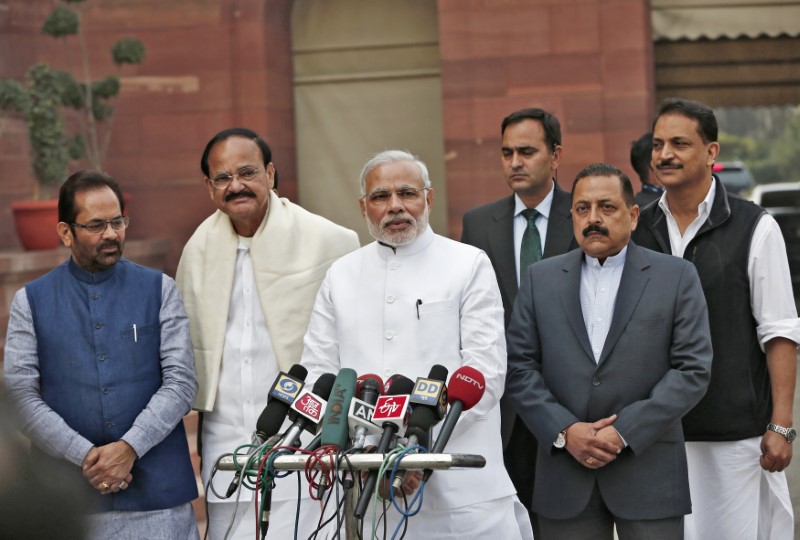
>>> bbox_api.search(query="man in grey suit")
[461,108,577,528]
[506,163,712,539]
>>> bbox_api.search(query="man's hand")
[760,430,793,472]
[82,441,137,494]
[565,414,622,469]
[379,470,423,500]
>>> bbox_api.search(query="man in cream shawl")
[176,128,359,539]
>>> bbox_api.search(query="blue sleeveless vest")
[26,258,197,512]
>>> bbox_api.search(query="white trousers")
[685,438,793,540]
[207,498,323,540]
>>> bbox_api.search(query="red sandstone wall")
[0,0,295,274]
[437,0,656,238]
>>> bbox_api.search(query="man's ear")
[57,222,73,248]
[358,196,366,217]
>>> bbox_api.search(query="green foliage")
[26,64,71,186]
[0,0,146,197]
[42,5,79,38]
[112,39,145,66]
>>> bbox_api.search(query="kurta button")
[98,355,106,362]
[92,293,99,300]
[103,388,109,395]
[95,322,103,329]
[387,295,395,303]
[385,331,394,340]
[592,377,601,386]
[389,263,398,270]
[106,422,113,428]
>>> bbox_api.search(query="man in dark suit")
[461,108,577,528]
[630,132,663,208]
[506,163,712,539]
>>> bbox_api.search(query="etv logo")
[372,395,409,421]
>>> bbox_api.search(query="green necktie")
[520,208,542,272]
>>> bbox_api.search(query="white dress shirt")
[201,237,279,503]
[513,183,555,284]
[579,246,628,363]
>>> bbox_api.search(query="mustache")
[381,213,414,228]
[656,160,682,170]
[582,224,609,237]
[224,190,256,202]
[98,240,121,251]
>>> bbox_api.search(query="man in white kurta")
[176,128,359,539]
[301,150,532,539]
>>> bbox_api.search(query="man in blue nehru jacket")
[4,170,199,539]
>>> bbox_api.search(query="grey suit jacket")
[505,242,712,520]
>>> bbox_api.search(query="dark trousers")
[538,484,684,540]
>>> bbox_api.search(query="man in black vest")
[461,108,577,535]
[632,98,799,540]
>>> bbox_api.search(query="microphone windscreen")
[406,405,437,447]
[312,373,337,399]
[256,400,291,438]
[428,364,449,382]
[320,368,357,448]
[447,366,485,411]
[384,374,415,396]
[357,373,384,396]
[288,364,309,380]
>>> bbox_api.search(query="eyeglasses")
[365,186,429,205]
[208,167,263,190]
[71,216,130,234]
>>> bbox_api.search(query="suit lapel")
[488,196,518,303]
[559,250,595,362]
[598,242,650,365]
[543,187,575,258]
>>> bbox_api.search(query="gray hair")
[359,150,431,196]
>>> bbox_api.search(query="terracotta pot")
[11,199,61,251]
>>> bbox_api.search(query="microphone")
[424,366,485,480]
[391,365,448,495]
[320,368,358,450]
[349,374,384,449]
[354,374,415,519]
[275,373,336,449]
[227,364,307,498]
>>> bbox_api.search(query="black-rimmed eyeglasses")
[71,216,130,234]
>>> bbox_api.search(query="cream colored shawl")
[176,191,359,411]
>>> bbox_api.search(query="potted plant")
[0,0,144,250]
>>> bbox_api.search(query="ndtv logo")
[455,373,484,389]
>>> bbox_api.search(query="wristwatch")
[554,430,567,449]
[767,423,797,443]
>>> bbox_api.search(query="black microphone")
[391,365,448,495]
[354,374,415,519]
[226,364,307,498]
[424,366,486,481]
[275,373,335,449]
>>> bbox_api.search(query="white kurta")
[301,226,523,537]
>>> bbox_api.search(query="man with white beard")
[300,150,532,539]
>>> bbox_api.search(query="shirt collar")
[514,181,555,219]
[67,257,118,284]
[658,176,716,220]
[583,244,628,270]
